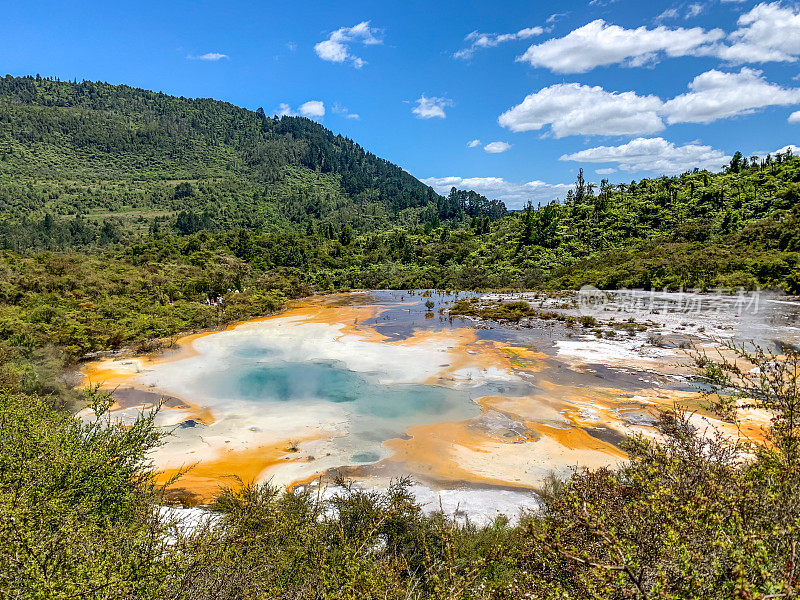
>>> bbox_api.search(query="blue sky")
[3,0,800,207]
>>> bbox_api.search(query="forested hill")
[1,75,799,302]
[0,75,504,248]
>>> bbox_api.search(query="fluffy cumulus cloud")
[454,27,543,59]
[314,21,382,68]
[497,83,665,137]
[412,95,453,119]
[718,2,800,64]
[274,101,325,119]
[516,20,723,73]
[467,139,481,148]
[560,137,731,174]
[420,176,571,209]
[298,100,325,118]
[484,141,512,153]
[516,3,800,73]
[790,110,800,124]
[663,67,800,124]
[499,68,800,137]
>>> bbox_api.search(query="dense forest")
[2,76,800,598]
[0,75,510,247]
[1,77,798,298]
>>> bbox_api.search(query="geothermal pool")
[82,290,800,523]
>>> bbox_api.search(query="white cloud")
[332,103,360,120]
[748,143,800,157]
[274,101,325,119]
[499,67,800,137]
[467,139,481,148]
[655,8,680,22]
[188,52,228,61]
[517,4,800,73]
[484,141,512,153]
[789,110,800,123]
[314,21,382,68]
[420,176,571,209]
[275,103,296,117]
[454,27,544,59]
[772,144,800,155]
[498,83,665,137]
[596,168,617,175]
[686,3,704,18]
[559,137,731,174]
[298,100,325,118]
[656,4,704,22]
[718,2,800,64]
[412,95,453,119]
[517,19,723,73]
[663,67,800,124]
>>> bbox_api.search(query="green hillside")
[0,75,509,249]
[528,154,800,291]
[2,76,797,298]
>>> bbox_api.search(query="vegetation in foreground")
[2,343,799,599]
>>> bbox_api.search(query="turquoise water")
[194,356,485,461]
[145,291,550,468]
[208,359,476,422]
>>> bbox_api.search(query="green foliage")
[450,298,582,325]
[0,246,293,359]
[1,74,800,598]
[2,75,800,297]
[0,388,184,599]
[0,75,509,250]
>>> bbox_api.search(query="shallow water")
[84,289,800,521]
[202,356,483,463]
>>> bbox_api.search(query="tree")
[574,169,586,203]
[173,182,196,200]
[339,224,353,246]
[532,202,560,248]
[519,201,535,246]
[729,151,744,174]
[176,211,202,235]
